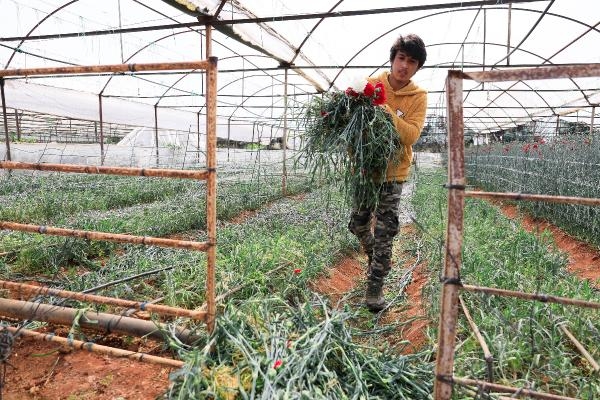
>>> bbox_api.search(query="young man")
[348,34,428,312]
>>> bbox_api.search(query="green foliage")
[465,135,600,248]
[411,168,600,398]
[168,297,433,399]
[298,89,402,208]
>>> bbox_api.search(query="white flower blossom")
[346,75,369,93]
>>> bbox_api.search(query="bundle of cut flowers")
[298,79,402,208]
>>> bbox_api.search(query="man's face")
[391,50,420,83]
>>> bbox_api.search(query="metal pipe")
[204,24,218,333]
[0,280,207,320]
[451,376,580,400]
[463,63,600,83]
[154,104,160,167]
[558,324,600,372]
[0,60,211,78]
[14,108,20,141]
[0,220,210,252]
[0,78,11,160]
[506,1,512,65]
[0,160,209,179]
[0,0,547,43]
[98,94,104,165]
[1,326,184,369]
[282,67,288,195]
[459,296,494,383]
[464,190,600,207]
[461,284,600,310]
[0,298,197,344]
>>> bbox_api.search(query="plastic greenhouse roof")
[1,0,600,140]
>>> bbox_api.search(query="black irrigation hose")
[80,265,175,294]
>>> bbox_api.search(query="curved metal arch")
[152,54,303,109]
[325,5,600,97]
[99,29,194,95]
[223,81,313,121]
[6,0,291,108]
[465,90,528,131]
[460,102,496,132]
[289,0,344,65]
[4,0,79,69]
[391,41,558,127]
[428,40,557,112]
[99,29,282,102]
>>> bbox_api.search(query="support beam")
[0,298,197,344]
[1,326,184,369]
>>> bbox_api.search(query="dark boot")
[365,277,386,312]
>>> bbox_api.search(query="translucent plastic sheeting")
[2,0,600,138]
[0,80,272,144]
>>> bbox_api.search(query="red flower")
[293,268,301,274]
[373,82,386,105]
[320,111,328,117]
[273,359,283,369]
[345,87,359,97]
[522,143,530,153]
[363,82,375,97]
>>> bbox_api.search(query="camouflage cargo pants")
[348,182,403,282]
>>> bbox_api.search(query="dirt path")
[501,204,600,287]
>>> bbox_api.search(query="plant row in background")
[0,165,313,277]
[411,169,600,398]
[465,135,600,249]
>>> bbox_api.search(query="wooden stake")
[559,324,600,372]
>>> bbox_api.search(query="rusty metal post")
[1,78,12,161]
[98,94,105,165]
[154,104,159,167]
[591,105,596,135]
[14,109,21,141]
[204,24,218,333]
[506,2,512,65]
[197,111,201,162]
[434,70,465,399]
[282,67,288,195]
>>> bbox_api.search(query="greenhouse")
[1,0,599,399]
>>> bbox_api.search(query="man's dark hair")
[389,34,427,69]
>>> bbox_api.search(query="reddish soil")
[500,204,600,287]
[2,332,173,399]
[312,225,431,354]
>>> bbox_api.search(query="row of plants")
[411,169,600,398]
[0,167,313,277]
[465,135,600,248]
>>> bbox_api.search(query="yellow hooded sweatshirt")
[367,71,428,183]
